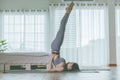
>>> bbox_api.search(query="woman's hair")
[65,62,80,71]
[71,63,80,71]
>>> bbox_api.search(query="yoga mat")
[4,69,99,73]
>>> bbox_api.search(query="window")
[2,11,48,52]
[78,8,109,66]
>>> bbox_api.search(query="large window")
[2,10,48,52]
[78,8,109,66]
[50,4,109,66]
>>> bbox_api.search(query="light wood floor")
[0,67,119,80]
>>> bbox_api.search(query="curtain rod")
[0,9,48,12]
[115,3,120,6]
[49,3,108,6]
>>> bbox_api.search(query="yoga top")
[53,57,65,66]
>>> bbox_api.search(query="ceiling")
[47,0,119,3]
[48,0,61,3]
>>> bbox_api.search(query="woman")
[47,2,80,72]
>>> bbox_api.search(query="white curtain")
[115,5,120,65]
[50,3,109,66]
[0,9,49,53]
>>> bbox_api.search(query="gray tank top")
[53,57,65,66]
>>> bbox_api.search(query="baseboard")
[108,64,117,67]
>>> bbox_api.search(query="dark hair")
[71,63,80,71]
[64,63,80,71]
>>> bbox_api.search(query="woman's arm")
[47,54,55,70]
[47,54,63,71]
[47,56,64,72]
[47,54,64,71]
[47,67,64,72]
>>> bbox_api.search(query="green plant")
[0,40,7,52]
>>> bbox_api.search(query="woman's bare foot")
[66,1,74,13]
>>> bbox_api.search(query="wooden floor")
[0,67,119,80]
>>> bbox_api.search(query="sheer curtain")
[115,4,120,65]
[0,9,49,53]
[50,3,109,66]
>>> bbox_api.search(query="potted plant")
[0,40,7,52]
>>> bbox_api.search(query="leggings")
[51,13,70,54]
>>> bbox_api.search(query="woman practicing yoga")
[47,2,80,72]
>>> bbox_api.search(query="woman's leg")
[51,13,70,54]
[51,2,74,54]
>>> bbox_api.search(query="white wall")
[115,0,120,2]
[0,0,49,9]
[107,0,116,65]
[0,15,2,39]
